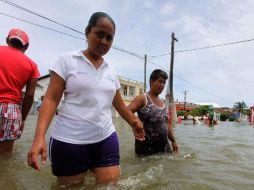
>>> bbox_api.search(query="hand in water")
[172,141,178,153]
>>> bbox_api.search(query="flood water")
[1,114,254,190]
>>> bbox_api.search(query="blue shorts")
[48,132,120,176]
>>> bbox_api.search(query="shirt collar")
[72,49,84,57]
[73,49,109,68]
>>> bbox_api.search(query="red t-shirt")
[0,46,40,104]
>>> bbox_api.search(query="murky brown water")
[1,115,254,190]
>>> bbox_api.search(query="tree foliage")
[233,101,248,115]
[177,110,186,117]
[220,112,236,121]
[189,105,209,116]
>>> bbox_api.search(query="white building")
[34,74,50,102]
[30,74,144,116]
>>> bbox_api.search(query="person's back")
[0,28,40,153]
[0,45,38,104]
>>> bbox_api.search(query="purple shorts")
[48,131,120,176]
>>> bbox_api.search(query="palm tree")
[233,101,248,114]
[233,101,248,122]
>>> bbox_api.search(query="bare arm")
[33,72,65,140]
[112,90,144,140]
[127,95,146,113]
[27,72,65,170]
[22,78,38,121]
[168,123,178,152]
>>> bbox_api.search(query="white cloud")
[160,1,175,16]
[0,0,253,107]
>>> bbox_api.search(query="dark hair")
[9,38,28,49]
[85,12,115,35]
[149,69,168,86]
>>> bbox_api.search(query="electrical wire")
[146,60,234,104]
[0,0,83,35]
[149,38,254,59]
[0,11,233,104]
[3,0,254,63]
[0,1,236,104]
[0,12,86,41]
[2,0,254,63]
[0,0,145,60]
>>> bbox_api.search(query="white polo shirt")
[49,50,120,144]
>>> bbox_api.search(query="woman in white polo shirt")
[27,12,144,186]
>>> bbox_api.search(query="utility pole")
[166,33,178,126]
[144,54,147,92]
[169,33,178,97]
[183,90,188,111]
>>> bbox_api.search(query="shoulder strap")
[139,93,148,110]
[146,93,153,105]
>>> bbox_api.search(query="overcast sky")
[1,0,253,107]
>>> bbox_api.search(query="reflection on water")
[1,115,254,190]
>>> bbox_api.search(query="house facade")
[30,74,144,117]
[175,101,199,112]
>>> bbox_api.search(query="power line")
[0,0,145,60]
[173,73,234,104]
[111,45,144,60]
[149,38,254,59]
[0,11,145,60]
[146,59,234,104]
[4,0,253,64]
[0,12,86,41]
[0,1,235,104]
[0,11,234,104]
[0,0,83,35]
[2,0,254,66]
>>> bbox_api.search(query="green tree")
[220,112,236,121]
[189,105,209,117]
[233,101,248,115]
[177,110,186,117]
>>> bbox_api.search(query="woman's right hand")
[27,138,47,171]
[132,118,145,141]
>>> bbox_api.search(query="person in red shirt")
[0,28,40,153]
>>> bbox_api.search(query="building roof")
[196,102,222,108]
[38,74,50,80]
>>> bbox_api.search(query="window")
[123,86,127,96]
[129,87,135,97]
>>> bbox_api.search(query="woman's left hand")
[171,141,178,153]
